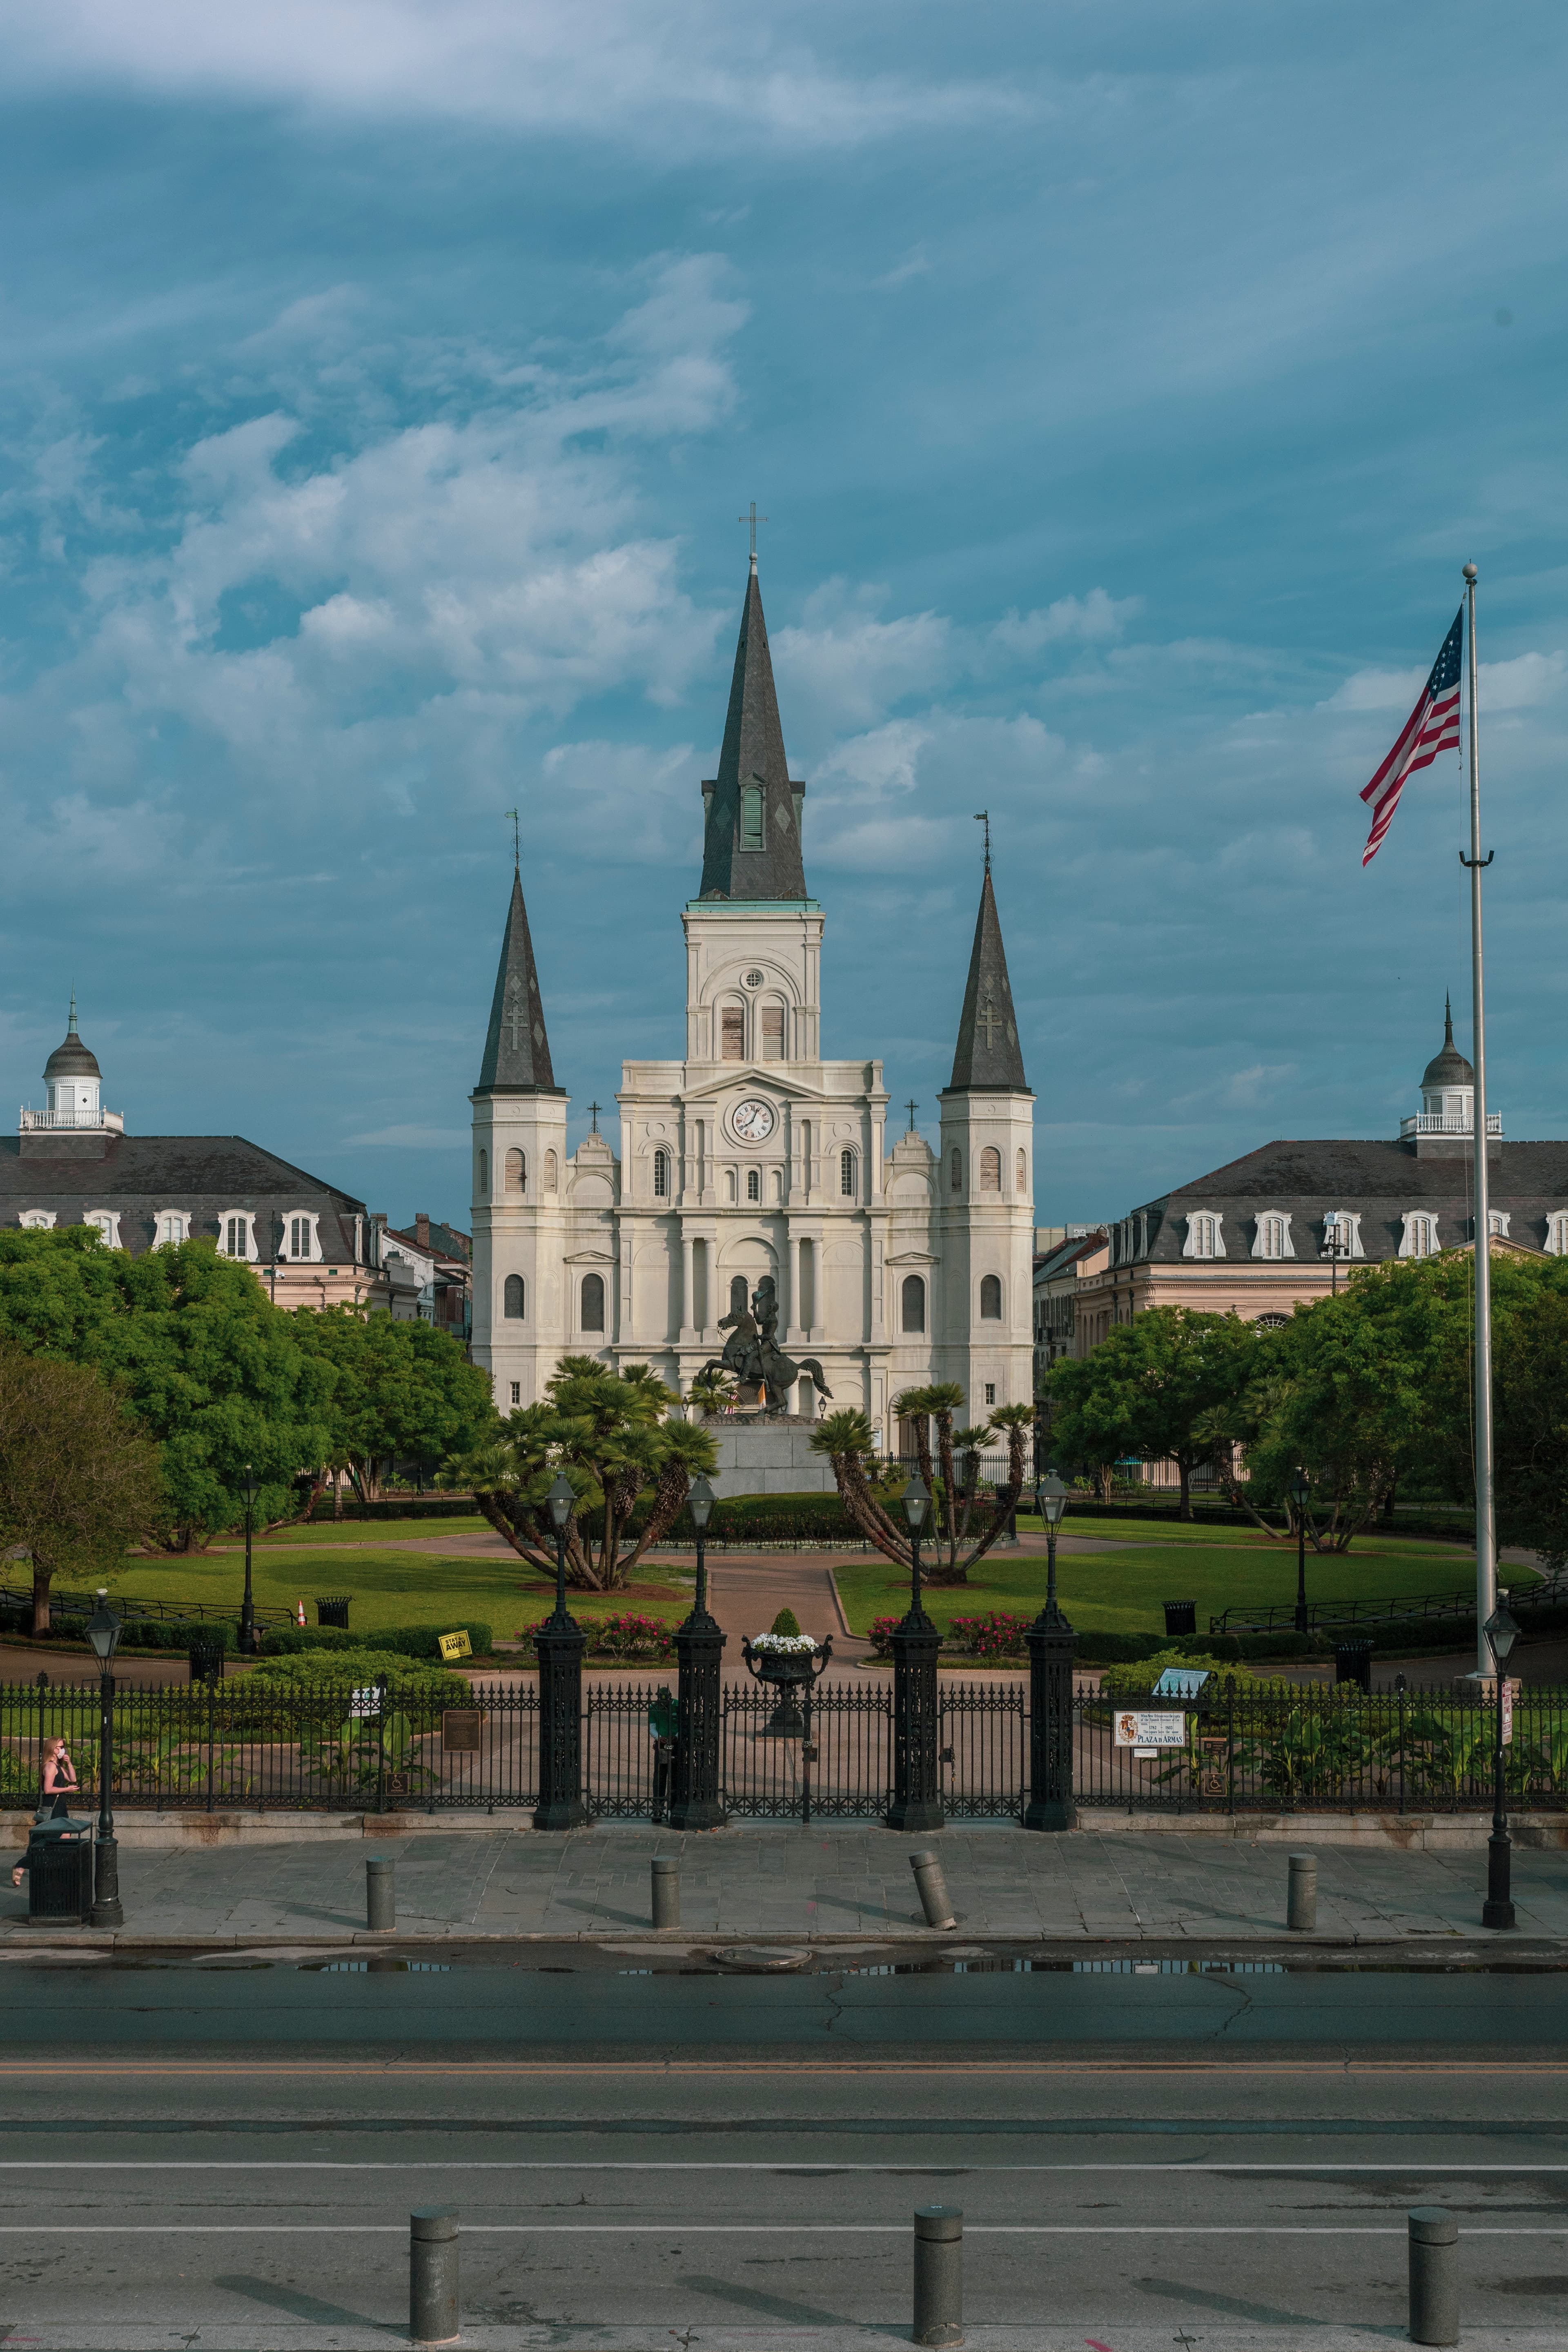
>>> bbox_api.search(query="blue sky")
[2,1,1566,1232]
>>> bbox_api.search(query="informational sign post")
[1113,1710,1187,1756]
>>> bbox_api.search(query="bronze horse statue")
[696,1276,832,1415]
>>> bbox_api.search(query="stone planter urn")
[740,1634,833,1739]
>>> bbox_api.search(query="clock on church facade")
[469,556,1036,1445]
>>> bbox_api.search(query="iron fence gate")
[0,1676,1564,1822]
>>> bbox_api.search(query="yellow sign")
[437,1630,472,1661]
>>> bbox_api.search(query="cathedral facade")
[470,558,1035,1446]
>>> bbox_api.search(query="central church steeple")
[696,566,808,902]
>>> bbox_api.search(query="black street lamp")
[1025,1472,1076,1831]
[886,1470,944,1833]
[1292,1468,1312,1635]
[239,1464,260,1656]
[670,1472,726,1831]
[1481,1598,1520,1931]
[85,1589,123,1928]
[532,1470,588,1831]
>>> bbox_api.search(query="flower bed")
[516,1612,676,1663]
[866,1611,1029,1659]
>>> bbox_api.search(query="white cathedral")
[470,555,1036,1449]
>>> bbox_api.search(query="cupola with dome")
[1399,995,1499,1157]
[22,997,122,1138]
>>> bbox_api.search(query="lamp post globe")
[1291,1468,1311,1635]
[1033,1472,1067,1614]
[1482,1597,1520,1931]
[886,1470,942,1833]
[86,1588,123,1927]
[532,1468,588,1832]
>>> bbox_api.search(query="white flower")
[747,1633,819,1653]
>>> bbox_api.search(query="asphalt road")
[0,1957,1563,2347]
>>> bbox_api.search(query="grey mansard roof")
[1110,1136,1568,1265]
[695,565,809,903]
[0,1132,370,1260]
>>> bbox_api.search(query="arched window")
[1401,1214,1438,1260]
[1185,1213,1221,1260]
[979,1273,1002,1319]
[725,1168,737,1203]
[1256,1213,1289,1261]
[477,1150,489,1196]
[740,783,764,851]
[761,1004,784,1060]
[505,1148,525,1194]
[840,1148,856,1198]
[950,1148,962,1193]
[1016,1148,1027,1194]
[746,1167,761,1203]
[287,1216,312,1259]
[1547,1212,1568,1256]
[543,1149,558,1191]
[653,1149,670,1199]
[979,1147,1001,1192]
[730,1274,750,1319]
[503,1274,525,1319]
[581,1272,605,1332]
[720,1004,745,1060]
[901,1275,926,1333]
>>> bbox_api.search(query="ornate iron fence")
[0,1675,1563,1823]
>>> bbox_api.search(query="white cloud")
[4,0,1030,153]
[774,583,954,731]
[991,588,1142,655]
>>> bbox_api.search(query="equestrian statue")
[696,1277,833,1416]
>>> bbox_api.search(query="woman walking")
[11,1736,78,1887]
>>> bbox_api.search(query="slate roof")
[1117,1137,1568,1265]
[696,564,809,903]
[42,999,100,1083]
[0,1133,370,1261]
[475,869,563,1096]
[945,864,1029,1093]
[1422,997,1475,1090]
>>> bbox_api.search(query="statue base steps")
[702,1419,837,1500]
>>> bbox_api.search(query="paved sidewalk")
[2,1824,1562,1945]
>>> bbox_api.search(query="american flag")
[1359,606,1464,866]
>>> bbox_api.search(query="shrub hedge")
[257,1621,492,1661]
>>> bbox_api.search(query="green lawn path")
[95,1545,695,1645]
[833,1531,1530,1642]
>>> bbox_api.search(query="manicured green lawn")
[102,1548,695,1644]
[1014,1510,1470,1549]
[242,1516,491,1546]
[833,1537,1531,1642]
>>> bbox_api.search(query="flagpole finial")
[1463,562,1478,583]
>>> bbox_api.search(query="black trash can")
[26,1820,94,1923]
[189,1637,225,1682]
[316,1597,351,1629]
[1163,1601,1197,1637]
[1334,1639,1373,1691]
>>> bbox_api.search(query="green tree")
[441,1357,718,1591]
[290,1306,496,1502]
[0,1344,163,1633]
[0,1229,338,1551]
[811,1401,1031,1586]
[1046,1306,1256,1520]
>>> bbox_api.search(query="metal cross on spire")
[905,1098,919,1133]
[974,809,991,870]
[738,501,768,571]
[588,1101,601,1133]
[503,808,520,869]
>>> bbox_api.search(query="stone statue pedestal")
[703,1415,836,1501]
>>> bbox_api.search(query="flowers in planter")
[746,1632,820,1653]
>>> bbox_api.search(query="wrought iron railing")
[0,1675,1559,1822]
[1210,1587,1479,1635]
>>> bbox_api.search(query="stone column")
[681,1231,696,1343]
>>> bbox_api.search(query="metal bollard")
[910,1850,957,1931]
[410,2205,460,2346]
[651,1855,680,1929]
[1286,1852,1317,1933]
[912,2204,963,2347]
[1408,2206,1459,2344]
[366,1856,396,1932]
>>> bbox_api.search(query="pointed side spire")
[1444,990,1454,1047]
[947,863,1029,1092]
[696,567,808,902]
[475,870,565,1095]
[67,989,78,1038]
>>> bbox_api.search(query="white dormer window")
[1183,1211,1224,1260]
[18,1210,56,1231]
[1546,1212,1568,1256]
[1485,1210,1510,1240]
[1321,1210,1365,1260]
[1399,1212,1439,1260]
[285,1214,318,1262]
[154,1211,188,1246]
[84,1210,120,1247]
[1252,1212,1294,1261]
[222,1214,256,1261]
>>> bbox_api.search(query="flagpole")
[1462,560,1496,1673]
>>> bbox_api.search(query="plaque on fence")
[442,1709,482,1753]
[1199,1735,1229,1795]
[1114,1709,1186,1754]
[349,1686,381,1719]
